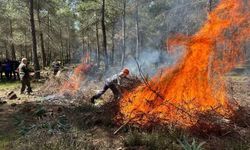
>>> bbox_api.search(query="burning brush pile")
[116,0,250,132]
[40,56,94,104]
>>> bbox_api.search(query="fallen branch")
[113,119,131,135]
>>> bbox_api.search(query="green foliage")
[33,106,47,117]
[13,106,70,136]
[178,136,206,150]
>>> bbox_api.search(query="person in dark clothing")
[11,60,20,80]
[52,61,61,75]
[18,58,32,94]
[4,59,12,80]
[91,68,130,103]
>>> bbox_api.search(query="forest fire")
[117,0,250,127]
[60,54,92,93]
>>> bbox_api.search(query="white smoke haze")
[124,48,185,77]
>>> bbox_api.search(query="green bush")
[178,136,206,150]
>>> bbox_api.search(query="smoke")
[124,48,184,76]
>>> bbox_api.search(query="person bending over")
[91,68,130,103]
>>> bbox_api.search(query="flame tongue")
[117,0,250,127]
[60,53,92,93]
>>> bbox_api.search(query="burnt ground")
[0,65,250,150]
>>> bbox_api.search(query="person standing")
[4,59,12,80]
[18,58,32,94]
[52,60,61,76]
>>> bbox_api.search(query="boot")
[90,97,96,104]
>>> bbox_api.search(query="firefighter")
[52,60,61,76]
[91,68,130,103]
[18,58,32,94]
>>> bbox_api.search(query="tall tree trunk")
[111,22,115,65]
[87,32,90,63]
[36,4,46,68]
[101,0,108,70]
[82,37,85,57]
[29,0,40,79]
[95,22,100,68]
[9,20,16,60]
[59,28,64,64]
[207,0,212,12]
[0,49,3,60]
[121,0,126,67]
[24,30,28,59]
[46,13,51,66]
[67,21,71,63]
[135,1,140,59]
[5,42,9,59]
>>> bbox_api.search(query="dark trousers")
[92,83,120,100]
[54,69,59,76]
[5,71,11,80]
[21,78,32,94]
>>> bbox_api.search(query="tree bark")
[207,0,212,12]
[67,21,71,63]
[46,13,51,66]
[24,30,28,59]
[4,41,9,59]
[9,20,16,60]
[121,0,126,67]
[101,0,108,70]
[36,3,46,68]
[95,22,100,67]
[111,22,115,65]
[82,37,85,57]
[59,28,64,64]
[29,0,40,78]
[135,1,140,59]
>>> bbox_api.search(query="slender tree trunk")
[111,22,115,65]
[59,28,64,64]
[29,0,40,78]
[67,21,71,63]
[0,49,2,60]
[9,20,16,60]
[95,22,100,68]
[135,1,140,59]
[82,37,85,56]
[121,0,126,67]
[207,0,212,12]
[36,5,46,68]
[5,42,9,59]
[47,13,51,66]
[87,32,90,63]
[20,45,23,57]
[101,0,108,70]
[24,30,28,59]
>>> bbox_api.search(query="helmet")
[122,68,129,75]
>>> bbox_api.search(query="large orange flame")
[117,0,250,127]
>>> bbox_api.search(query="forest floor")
[0,65,249,150]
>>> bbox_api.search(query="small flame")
[60,53,92,93]
[117,0,250,127]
